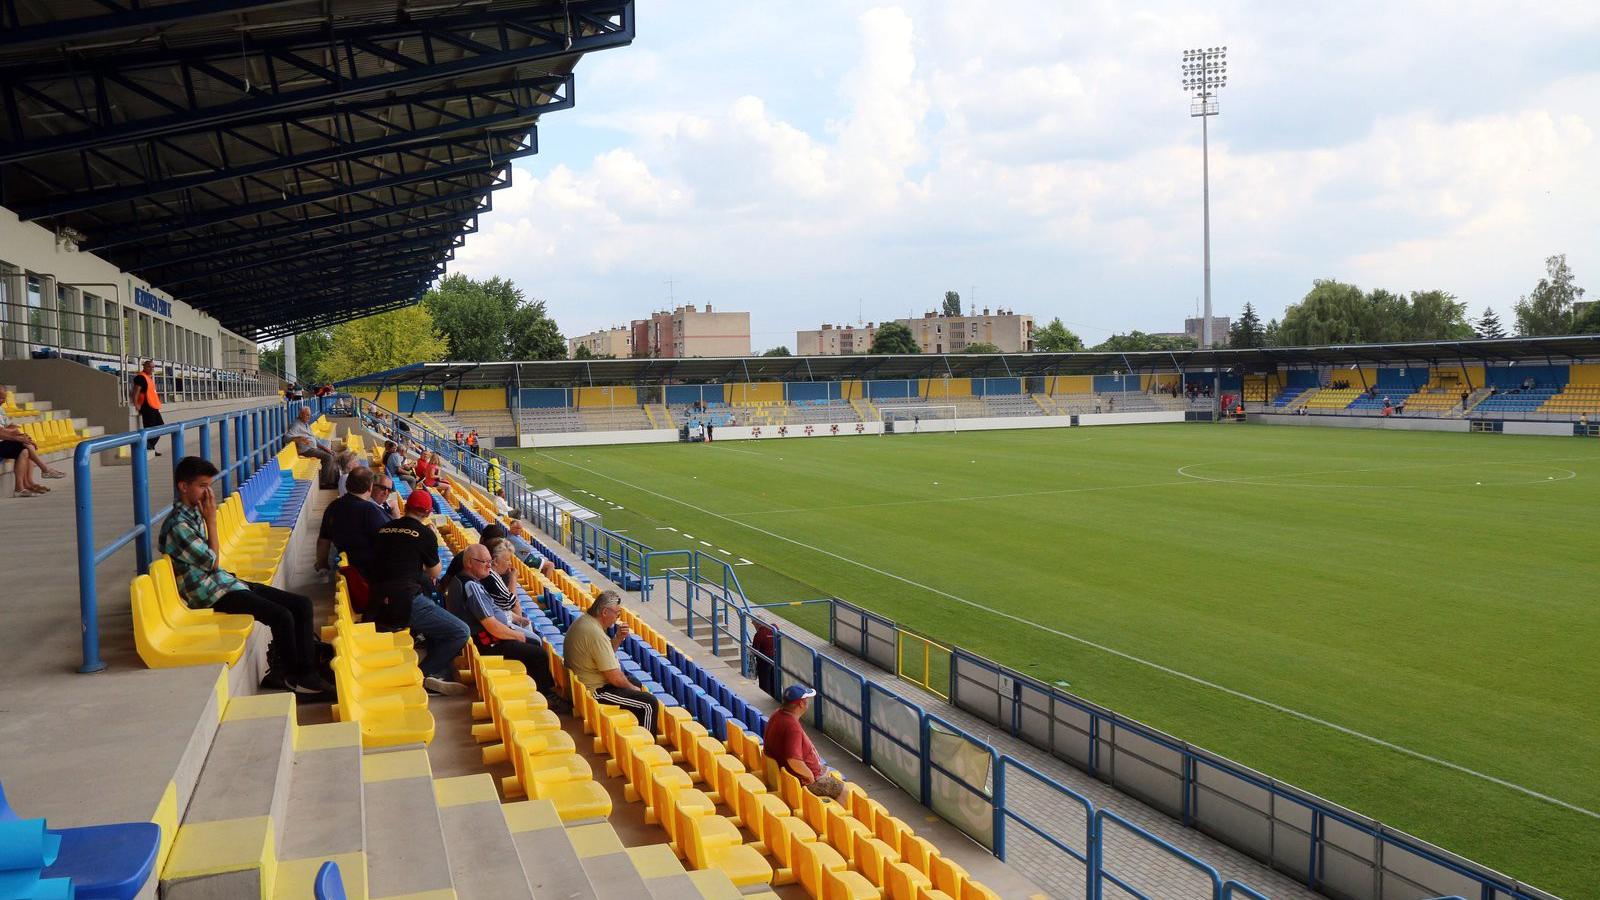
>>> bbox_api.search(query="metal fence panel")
[950,649,1003,726]
[867,684,922,799]
[1191,755,1273,862]
[1050,694,1097,771]
[996,758,1093,900]
[1108,722,1185,817]
[1016,678,1052,747]
[831,601,865,657]
[863,611,898,673]
[817,656,865,758]
[927,718,995,850]
[778,632,816,698]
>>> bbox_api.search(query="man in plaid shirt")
[160,456,333,695]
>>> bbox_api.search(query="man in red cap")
[366,486,469,694]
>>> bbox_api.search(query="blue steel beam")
[82,152,521,252]
[10,76,565,220]
[125,173,506,270]
[183,241,457,304]
[0,3,631,164]
[0,1,306,52]
[155,214,479,290]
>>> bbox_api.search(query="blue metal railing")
[72,396,327,673]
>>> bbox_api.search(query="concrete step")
[567,822,657,899]
[160,693,297,899]
[435,774,535,899]
[362,747,454,899]
[505,800,600,900]
[273,721,368,900]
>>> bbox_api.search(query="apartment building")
[567,326,633,358]
[629,304,750,358]
[896,308,1034,354]
[795,322,879,355]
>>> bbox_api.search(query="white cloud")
[449,1,1600,342]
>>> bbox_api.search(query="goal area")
[879,404,959,434]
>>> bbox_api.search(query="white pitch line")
[655,526,677,532]
[699,540,712,547]
[737,558,754,566]
[535,450,1600,821]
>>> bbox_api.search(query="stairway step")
[187,697,298,816]
[435,775,535,899]
[568,822,654,899]
[279,722,365,861]
[505,800,599,900]
[363,748,453,899]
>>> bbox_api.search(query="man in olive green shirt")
[564,590,658,732]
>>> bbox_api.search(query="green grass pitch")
[507,423,1600,896]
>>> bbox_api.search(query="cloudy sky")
[452,1,1600,349]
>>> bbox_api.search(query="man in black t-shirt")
[366,489,468,694]
[315,467,390,574]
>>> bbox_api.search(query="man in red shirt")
[764,685,844,799]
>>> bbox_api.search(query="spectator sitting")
[493,490,511,518]
[371,472,402,519]
[564,591,659,732]
[440,520,508,586]
[414,451,441,488]
[0,385,66,497]
[764,685,844,799]
[287,407,338,490]
[382,440,417,488]
[315,466,391,606]
[366,489,470,695]
[334,449,359,495]
[444,541,560,706]
[161,457,333,695]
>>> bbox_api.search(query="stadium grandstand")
[0,3,1596,899]
[337,336,1600,448]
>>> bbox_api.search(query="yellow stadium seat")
[148,558,253,638]
[885,861,932,900]
[823,866,882,900]
[794,838,849,898]
[928,855,968,897]
[825,804,872,864]
[130,574,247,669]
[680,812,774,888]
[854,835,901,889]
[959,881,1000,900]
[646,765,695,831]
[329,662,434,748]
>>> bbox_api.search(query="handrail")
[1092,808,1223,900]
[72,395,326,672]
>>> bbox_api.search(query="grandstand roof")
[0,0,632,341]
[337,334,1600,389]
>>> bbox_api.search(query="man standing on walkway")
[764,685,844,799]
[130,359,164,455]
[366,488,469,695]
[563,591,658,732]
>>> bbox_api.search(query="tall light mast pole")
[1182,46,1227,349]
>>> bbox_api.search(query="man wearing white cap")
[764,684,843,799]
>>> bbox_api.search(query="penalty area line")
[535,450,1600,822]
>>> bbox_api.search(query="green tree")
[320,305,450,382]
[962,342,1001,354]
[509,303,566,360]
[1227,303,1266,348]
[1091,331,1198,352]
[1402,290,1475,341]
[1264,318,1282,346]
[1031,318,1084,352]
[572,345,595,359]
[258,328,333,385]
[422,273,565,360]
[869,322,920,354]
[1476,307,1506,339]
[761,346,793,356]
[1514,254,1585,336]
[942,291,962,317]
[1571,302,1600,335]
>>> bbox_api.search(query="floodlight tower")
[1182,46,1227,349]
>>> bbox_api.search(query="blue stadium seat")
[0,780,161,900]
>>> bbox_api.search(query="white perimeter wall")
[1254,413,1469,433]
[1503,421,1576,437]
[516,411,1192,447]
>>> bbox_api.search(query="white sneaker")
[423,676,468,696]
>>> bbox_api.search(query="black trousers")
[481,637,557,696]
[596,683,659,734]
[215,581,317,676]
[139,405,164,450]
